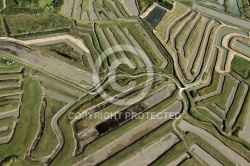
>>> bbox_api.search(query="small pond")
[144,6,167,29]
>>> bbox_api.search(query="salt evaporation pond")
[229,0,241,16]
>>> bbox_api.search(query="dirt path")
[0,35,90,54]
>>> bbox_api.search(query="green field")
[0,0,250,165]
[5,13,72,36]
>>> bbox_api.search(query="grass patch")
[50,89,179,166]
[0,76,42,165]
[100,120,176,166]
[233,90,250,130]
[198,71,220,96]
[176,0,193,7]
[32,96,66,158]
[197,75,237,118]
[5,13,72,36]
[231,56,250,79]
[150,142,187,166]
[225,82,246,131]
[137,0,154,13]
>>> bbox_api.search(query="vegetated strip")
[74,101,183,166]
[178,120,250,165]
[119,132,180,166]
[190,144,223,166]
[74,84,176,155]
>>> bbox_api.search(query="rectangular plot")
[75,0,83,20]
[120,133,179,166]
[178,120,250,165]
[75,101,183,166]
[64,0,74,17]
[191,144,223,166]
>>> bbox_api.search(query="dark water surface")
[144,6,167,29]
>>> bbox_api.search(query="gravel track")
[36,89,79,164]
[0,35,90,54]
